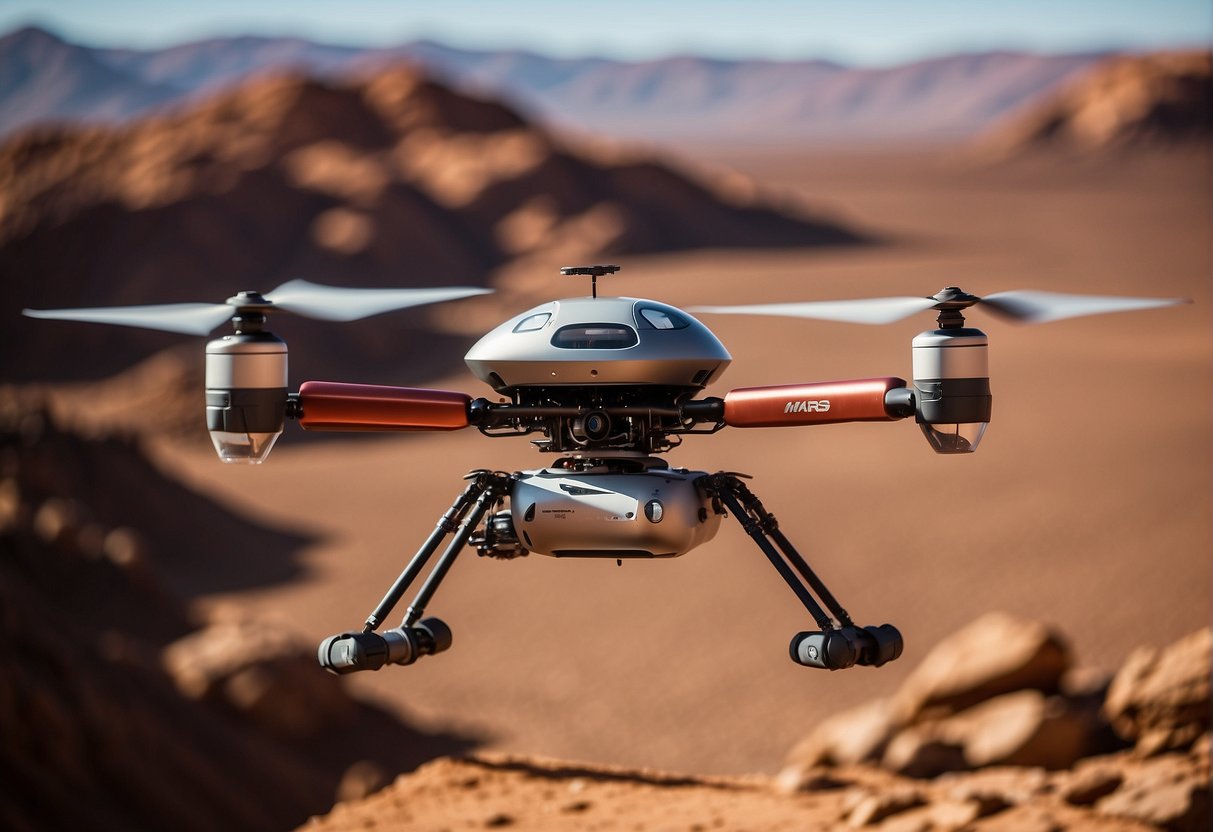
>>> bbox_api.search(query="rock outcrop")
[783,612,1098,779]
[0,394,475,832]
[1104,627,1212,756]
[979,51,1212,156]
[775,613,1209,830]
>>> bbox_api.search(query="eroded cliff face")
[0,394,475,832]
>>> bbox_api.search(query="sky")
[2,0,1210,64]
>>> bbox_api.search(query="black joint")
[680,398,724,423]
[467,398,492,425]
[285,393,303,420]
[856,624,904,668]
[417,617,453,655]
[884,387,915,419]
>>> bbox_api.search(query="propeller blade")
[264,279,491,321]
[979,290,1190,324]
[691,296,938,325]
[22,302,234,335]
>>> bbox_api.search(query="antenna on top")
[560,264,620,298]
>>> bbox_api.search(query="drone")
[24,266,1186,675]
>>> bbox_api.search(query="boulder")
[784,698,896,769]
[938,766,1050,810]
[1095,753,1210,831]
[1060,764,1124,806]
[882,727,968,779]
[162,612,354,737]
[883,691,1092,777]
[892,612,1071,723]
[1104,627,1211,753]
[846,787,927,827]
[957,690,1093,770]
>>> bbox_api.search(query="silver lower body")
[510,466,719,558]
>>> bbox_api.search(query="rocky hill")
[1,63,861,384]
[0,393,476,831]
[979,51,1212,156]
[301,616,1210,831]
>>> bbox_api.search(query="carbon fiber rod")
[363,473,491,632]
[713,482,835,630]
[401,486,501,627]
[726,478,856,627]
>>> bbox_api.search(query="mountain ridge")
[0,25,1111,142]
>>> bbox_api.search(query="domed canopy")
[465,297,731,393]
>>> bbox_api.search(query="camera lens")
[572,410,611,442]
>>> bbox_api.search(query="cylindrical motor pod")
[912,327,992,454]
[205,332,288,463]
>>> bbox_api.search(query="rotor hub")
[226,290,274,310]
[930,287,981,328]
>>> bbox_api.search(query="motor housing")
[912,327,992,454]
[205,331,288,463]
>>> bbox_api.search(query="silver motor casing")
[510,467,719,558]
[205,332,288,463]
[911,327,992,454]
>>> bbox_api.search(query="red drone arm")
[295,381,471,431]
[722,377,908,427]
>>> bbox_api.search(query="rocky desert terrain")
[2,49,1210,831]
[301,619,1210,831]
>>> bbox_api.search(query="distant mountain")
[0,26,1110,142]
[1,65,861,382]
[979,51,1212,156]
[0,26,181,128]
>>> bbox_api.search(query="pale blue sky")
[2,0,1209,64]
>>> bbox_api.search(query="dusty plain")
[146,144,1211,777]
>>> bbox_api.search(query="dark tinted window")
[551,323,639,349]
[636,305,690,330]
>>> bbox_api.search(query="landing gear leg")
[700,472,903,671]
[318,470,513,674]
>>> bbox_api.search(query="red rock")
[1061,765,1124,806]
[1095,753,1211,831]
[959,690,1093,770]
[847,788,927,826]
[783,697,896,769]
[891,612,1071,723]
[1104,628,1211,754]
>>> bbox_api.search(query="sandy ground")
[147,146,1211,776]
[298,751,1190,832]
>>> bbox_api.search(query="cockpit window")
[636,305,690,330]
[551,323,639,349]
[513,312,551,333]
